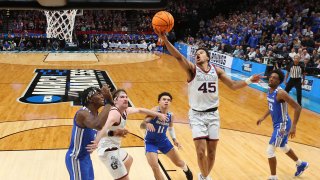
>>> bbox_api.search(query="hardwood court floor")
[0,53,319,180]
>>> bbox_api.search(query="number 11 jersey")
[144,107,172,142]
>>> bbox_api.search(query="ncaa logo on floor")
[19,69,116,106]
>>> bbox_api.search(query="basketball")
[152,11,174,33]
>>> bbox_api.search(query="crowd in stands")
[176,0,320,72]
[0,0,319,72]
[0,33,158,52]
[0,9,157,51]
[75,10,128,33]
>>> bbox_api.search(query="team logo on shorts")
[19,69,116,106]
[110,156,120,170]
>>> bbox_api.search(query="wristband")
[168,127,176,140]
[245,76,253,85]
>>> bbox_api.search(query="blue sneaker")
[295,161,309,177]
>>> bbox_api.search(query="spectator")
[248,48,256,61]
[300,49,311,63]
[254,49,263,63]
[289,48,297,61]
[247,33,259,48]
[3,41,10,51]
[232,45,241,57]
[264,50,278,78]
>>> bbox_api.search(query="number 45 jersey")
[144,108,172,142]
[188,65,219,111]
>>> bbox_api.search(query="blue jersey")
[267,88,291,129]
[145,108,172,142]
[66,107,97,159]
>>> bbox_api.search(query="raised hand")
[101,84,112,101]
[153,28,167,40]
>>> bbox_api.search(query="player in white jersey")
[94,89,167,180]
[154,29,264,180]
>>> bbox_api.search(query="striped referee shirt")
[286,62,305,78]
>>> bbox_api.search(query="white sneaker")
[198,173,206,180]
[198,173,212,180]
[267,175,278,180]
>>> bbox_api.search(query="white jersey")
[188,64,219,111]
[97,107,127,155]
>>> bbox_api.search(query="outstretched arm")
[217,66,264,90]
[154,29,195,81]
[140,107,157,131]
[127,107,167,121]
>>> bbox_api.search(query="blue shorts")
[145,138,174,154]
[269,122,291,147]
[65,153,94,180]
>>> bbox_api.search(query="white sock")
[296,159,302,166]
[269,175,277,179]
[181,162,188,172]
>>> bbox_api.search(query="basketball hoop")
[44,9,78,43]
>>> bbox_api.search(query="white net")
[44,9,78,43]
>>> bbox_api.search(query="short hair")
[158,92,173,102]
[112,89,127,101]
[293,54,300,59]
[270,69,284,84]
[196,47,210,60]
[80,87,101,107]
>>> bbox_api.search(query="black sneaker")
[184,166,193,180]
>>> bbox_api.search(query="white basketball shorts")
[189,109,220,140]
[98,148,129,179]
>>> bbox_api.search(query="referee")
[284,54,305,105]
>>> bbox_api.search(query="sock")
[202,175,208,180]
[296,159,302,166]
[269,175,277,179]
[181,162,188,172]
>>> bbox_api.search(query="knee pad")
[280,145,290,153]
[266,145,276,158]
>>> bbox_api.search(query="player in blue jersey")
[140,92,193,180]
[65,85,128,180]
[257,69,308,180]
